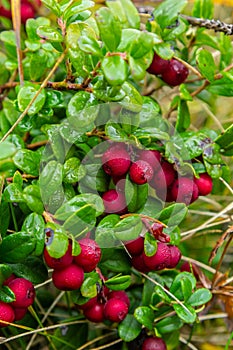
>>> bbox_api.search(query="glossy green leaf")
[67,91,99,128]
[0,30,16,46]
[3,183,24,203]
[45,223,69,259]
[0,232,36,263]
[100,248,131,273]
[156,315,183,334]
[63,0,94,21]
[105,121,129,142]
[196,49,216,82]
[0,141,16,160]
[144,232,157,257]
[37,26,63,42]
[17,86,46,116]
[105,275,131,290]
[78,31,102,56]
[23,185,44,214]
[0,201,10,238]
[176,99,190,132]
[156,203,188,228]
[42,0,61,16]
[153,0,188,29]
[63,157,86,184]
[80,273,99,298]
[134,306,155,330]
[192,0,213,18]
[95,214,121,248]
[29,50,48,81]
[114,215,143,242]
[95,7,122,52]
[125,177,148,213]
[173,303,196,323]
[187,288,212,307]
[118,314,142,342]
[0,286,15,303]
[9,256,48,284]
[13,149,40,176]
[215,124,233,149]
[207,72,233,96]
[102,55,128,86]
[117,0,140,29]
[21,213,45,256]
[154,285,172,303]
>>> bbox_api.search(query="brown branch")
[46,81,93,92]
[27,140,48,149]
[181,14,233,35]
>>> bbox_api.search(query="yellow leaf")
[201,343,224,350]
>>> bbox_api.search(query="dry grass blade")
[209,226,233,265]
[11,0,24,85]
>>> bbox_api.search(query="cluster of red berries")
[0,0,41,24]
[147,53,189,86]
[0,275,35,327]
[43,238,101,291]
[78,289,130,324]
[125,222,181,273]
[101,142,213,210]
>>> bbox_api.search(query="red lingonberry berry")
[77,296,98,311]
[0,302,15,327]
[167,245,182,268]
[142,242,171,271]
[136,149,161,172]
[147,53,170,75]
[142,336,167,350]
[171,177,199,205]
[124,236,144,256]
[8,278,35,308]
[104,298,128,322]
[102,189,127,214]
[131,254,151,273]
[20,3,35,23]
[161,58,189,86]
[43,243,73,270]
[180,261,199,280]
[52,264,84,291]
[108,290,130,308]
[129,160,154,185]
[194,172,213,196]
[13,307,28,321]
[102,144,131,177]
[74,238,101,272]
[83,300,105,323]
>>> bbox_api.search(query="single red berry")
[83,300,105,323]
[102,189,127,214]
[147,53,170,75]
[77,296,98,311]
[13,307,28,321]
[142,336,167,350]
[108,290,130,308]
[142,242,171,271]
[104,298,128,322]
[0,302,15,327]
[8,278,35,308]
[194,172,213,196]
[171,177,199,205]
[52,264,84,291]
[161,58,189,86]
[124,236,144,256]
[43,242,73,270]
[20,3,35,23]
[74,238,101,272]
[136,149,161,172]
[131,254,151,273]
[150,162,176,201]
[102,144,131,177]
[129,160,154,185]
[0,3,11,19]
[167,245,181,268]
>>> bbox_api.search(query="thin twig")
[77,332,116,350]
[179,336,199,350]
[181,14,233,35]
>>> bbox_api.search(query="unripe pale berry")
[194,172,213,196]
[102,144,131,177]
[161,59,189,86]
[129,160,154,185]
[171,177,199,205]
[8,278,35,308]
[74,238,101,272]
[142,336,167,350]
[104,298,128,322]
[102,189,127,214]
[0,302,15,327]
[52,264,84,291]
[43,243,73,270]
[147,53,170,75]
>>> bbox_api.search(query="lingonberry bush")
[0,0,233,348]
